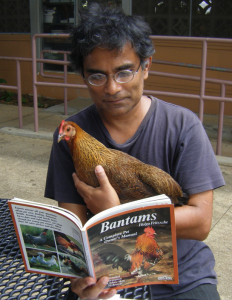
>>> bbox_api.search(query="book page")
[9,202,89,279]
[12,197,83,227]
[85,204,178,290]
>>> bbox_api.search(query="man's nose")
[104,76,122,95]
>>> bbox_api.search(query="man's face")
[82,43,150,117]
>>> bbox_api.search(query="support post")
[16,60,23,129]
[199,40,207,122]
[216,84,225,156]
[32,34,39,132]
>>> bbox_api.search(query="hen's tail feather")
[96,244,132,271]
[176,192,189,206]
[57,245,84,260]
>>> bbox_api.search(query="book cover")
[85,204,178,290]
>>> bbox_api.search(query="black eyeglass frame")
[83,64,141,86]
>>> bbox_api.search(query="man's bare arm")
[58,202,88,225]
[175,190,213,240]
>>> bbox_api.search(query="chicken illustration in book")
[20,225,88,277]
[87,206,178,289]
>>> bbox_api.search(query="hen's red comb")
[144,226,155,234]
[59,120,65,134]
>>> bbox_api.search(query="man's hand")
[70,276,117,300]
[72,165,120,214]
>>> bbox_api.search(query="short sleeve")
[172,120,225,195]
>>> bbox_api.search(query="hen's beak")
[58,133,64,143]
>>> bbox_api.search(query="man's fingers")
[70,277,95,292]
[70,276,111,299]
[72,173,89,198]
[72,168,120,214]
[95,165,110,187]
[73,167,109,190]
[72,172,80,185]
[98,288,117,299]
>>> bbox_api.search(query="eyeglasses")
[84,64,141,86]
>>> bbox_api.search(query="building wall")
[0,34,32,93]
[147,38,232,115]
[0,33,232,115]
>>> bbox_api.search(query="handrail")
[31,34,87,132]
[148,36,232,155]
[40,50,70,114]
[1,34,232,156]
[0,56,32,129]
[153,59,232,73]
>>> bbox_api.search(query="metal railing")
[32,33,87,132]
[1,34,232,155]
[40,49,70,115]
[0,56,32,129]
[145,36,232,155]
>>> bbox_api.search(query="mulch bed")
[0,91,63,108]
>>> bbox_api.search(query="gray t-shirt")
[45,97,225,298]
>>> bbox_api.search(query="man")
[45,3,225,300]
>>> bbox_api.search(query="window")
[0,0,30,33]
[42,0,123,72]
[132,0,232,38]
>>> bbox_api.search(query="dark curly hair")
[70,3,155,74]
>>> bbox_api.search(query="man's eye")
[117,70,131,78]
[90,74,105,81]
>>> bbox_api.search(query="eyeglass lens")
[88,70,134,86]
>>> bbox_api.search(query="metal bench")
[0,198,151,299]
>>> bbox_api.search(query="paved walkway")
[0,99,231,299]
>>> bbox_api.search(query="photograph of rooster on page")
[22,227,56,250]
[87,205,178,289]
[53,231,85,261]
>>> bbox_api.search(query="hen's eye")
[67,127,70,132]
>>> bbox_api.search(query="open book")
[8,195,178,290]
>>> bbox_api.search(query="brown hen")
[58,120,185,204]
